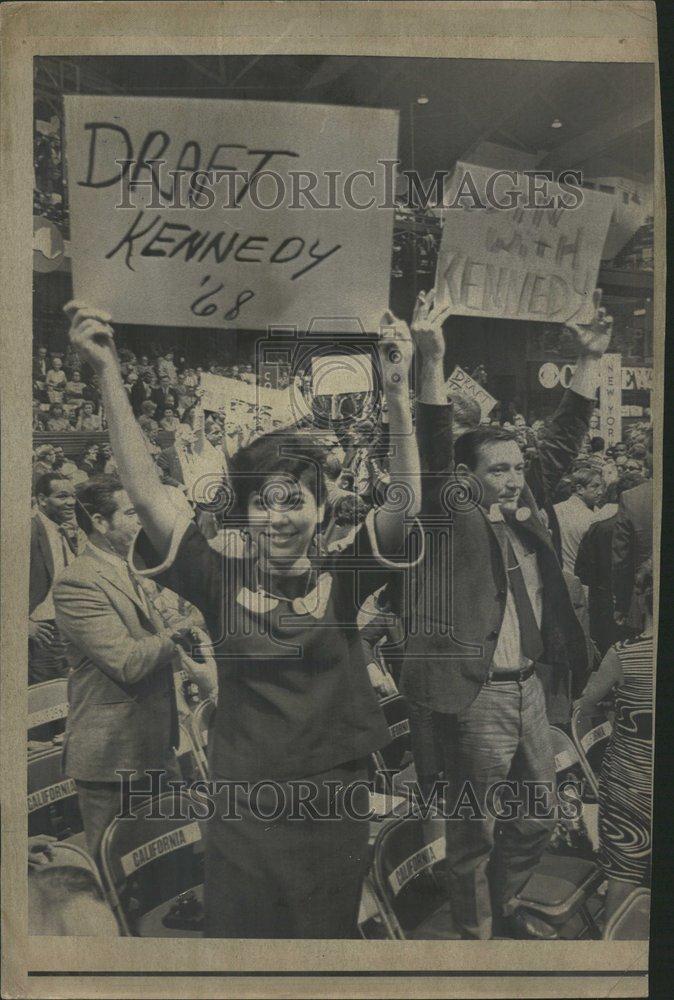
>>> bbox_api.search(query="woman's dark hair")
[227,429,327,517]
[75,474,124,533]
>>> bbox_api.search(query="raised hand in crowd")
[565,288,614,358]
[409,290,452,405]
[561,288,613,402]
[65,301,181,556]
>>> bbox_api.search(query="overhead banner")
[435,162,614,325]
[445,365,498,417]
[63,96,399,332]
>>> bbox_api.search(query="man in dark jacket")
[574,472,644,654]
[612,461,653,632]
[400,289,613,940]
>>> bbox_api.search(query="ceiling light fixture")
[551,118,563,129]
[416,94,429,105]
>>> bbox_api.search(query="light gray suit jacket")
[54,543,179,782]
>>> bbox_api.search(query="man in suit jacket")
[575,472,645,654]
[612,477,653,630]
[400,290,612,939]
[29,472,81,683]
[130,370,154,416]
[54,474,181,860]
[151,375,178,420]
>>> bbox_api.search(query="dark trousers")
[75,756,181,863]
[28,622,68,685]
[204,758,371,938]
[436,673,557,939]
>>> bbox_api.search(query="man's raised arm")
[65,301,180,557]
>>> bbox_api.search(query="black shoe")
[501,910,559,940]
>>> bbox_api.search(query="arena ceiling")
[35,54,655,182]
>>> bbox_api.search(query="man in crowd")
[152,374,178,420]
[612,431,653,632]
[29,472,80,683]
[401,288,613,940]
[53,475,181,860]
[130,370,154,415]
[575,472,645,655]
[33,344,49,381]
[156,350,177,383]
[138,400,159,437]
[553,465,606,574]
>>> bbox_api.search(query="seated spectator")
[123,368,139,399]
[78,445,100,478]
[29,865,119,937]
[98,443,117,475]
[65,369,87,405]
[152,374,177,418]
[33,445,57,487]
[157,350,177,382]
[33,344,49,383]
[32,400,45,431]
[172,371,193,413]
[45,355,67,402]
[138,400,159,436]
[53,446,87,484]
[82,374,102,413]
[183,367,199,389]
[76,400,102,431]
[45,403,73,432]
[160,406,180,433]
[130,369,154,415]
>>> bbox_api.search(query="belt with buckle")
[489,663,536,683]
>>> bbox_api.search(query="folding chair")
[175,720,208,785]
[504,726,604,938]
[28,746,85,846]
[99,791,205,936]
[28,839,119,936]
[603,887,650,940]
[571,705,613,800]
[372,694,418,800]
[40,840,105,888]
[371,815,458,939]
[28,678,69,741]
[188,698,216,775]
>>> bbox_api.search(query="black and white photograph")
[1,2,663,997]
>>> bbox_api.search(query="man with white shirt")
[401,288,613,939]
[553,465,606,574]
[29,473,80,683]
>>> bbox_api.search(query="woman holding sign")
[65,300,423,939]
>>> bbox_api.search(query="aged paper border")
[1,2,663,998]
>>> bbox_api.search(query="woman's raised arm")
[65,301,181,557]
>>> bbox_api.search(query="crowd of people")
[28,289,654,942]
